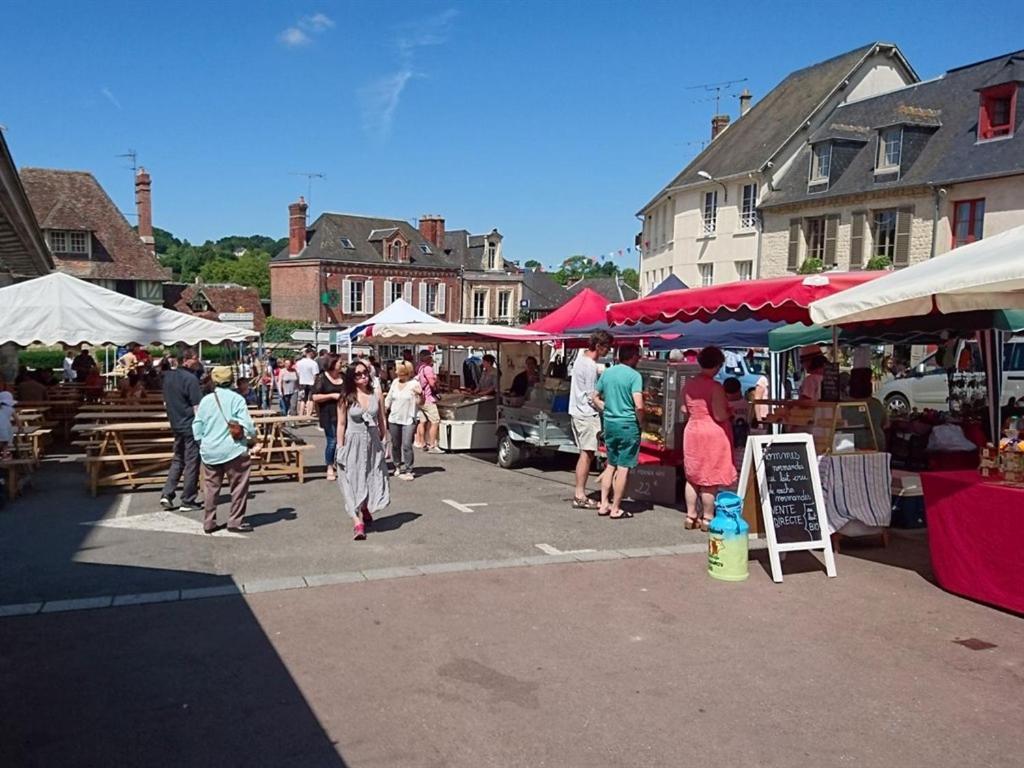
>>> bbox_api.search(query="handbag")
[213,390,256,448]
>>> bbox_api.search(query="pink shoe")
[353,521,366,540]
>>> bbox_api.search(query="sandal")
[572,496,599,510]
[353,521,366,540]
[684,516,699,530]
[700,518,712,533]
[609,510,634,520]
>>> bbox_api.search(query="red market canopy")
[606,272,886,327]
[524,287,609,334]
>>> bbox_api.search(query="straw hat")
[799,344,824,359]
[211,366,234,385]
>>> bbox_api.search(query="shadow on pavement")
[248,506,299,528]
[373,511,422,532]
[410,466,446,477]
[0,459,349,766]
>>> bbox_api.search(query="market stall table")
[920,470,1024,615]
[74,415,316,495]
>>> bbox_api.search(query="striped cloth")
[818,452,893,534]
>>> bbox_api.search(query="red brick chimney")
[418,214,445,250]
[288,196,308,257]
[135,167,154,254]
[711,114,731,141]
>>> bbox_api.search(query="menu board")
[737,434,837,583]
[760,442,821,543]
[820,362,841,402]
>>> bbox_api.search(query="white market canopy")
[0,271,257,346]
[365,321,548,345]
[810,224,1024,326]
[349,298,437,339]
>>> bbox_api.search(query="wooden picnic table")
[74,415,317,495]
[74,408,275,422]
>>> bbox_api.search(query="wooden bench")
[0,458,35,501]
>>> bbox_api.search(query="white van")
[876,337,1024,415]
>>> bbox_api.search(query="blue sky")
[1,1,1020,270]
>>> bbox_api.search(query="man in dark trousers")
[160,350,203,511]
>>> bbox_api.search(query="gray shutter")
[383,279,393,306]
[787,219,801,271]
[436,282,446,316]
[849,211,866,269]
[894,207,913,267]
[341,278,352,314]
[824,215,839,268]
[363,279,374,315]
[403,281,412,303]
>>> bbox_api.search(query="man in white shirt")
[63,349,77,382]
[295,348,321,416]
[569,330,613,508]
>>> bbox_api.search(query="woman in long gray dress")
[336,360,390,540]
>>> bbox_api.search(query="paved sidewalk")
[2,540,1021,767]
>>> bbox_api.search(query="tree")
[620,268,639,290]
[523,259,542,270]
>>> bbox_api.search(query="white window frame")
[48,230,67,253]
[487,243,499,271]
[388,280,404,304]
[736,260,753,281]
[876,127,902,172]
[740,183,758,229]
[702,191,718,235]
[810,143,831,182]
[388,240,402,262]
[698,263,714,287]
[68,230,89,254]
[497,290,512,320]
[472,289,488,320]
[348,280,365,315]
[424,283,445,316]
[872,209,898,259]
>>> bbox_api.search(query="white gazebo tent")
[810,224,1024,438]
[0,271,257,346]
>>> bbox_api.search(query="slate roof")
[443,229,518,272]
[273,212,457,271]
[566,276,639,303]
[19,168,170,281]
[639,43,908,213]
[763,50,1024,208]
[165,282,267,332]
[520,270,567,311]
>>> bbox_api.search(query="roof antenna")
[289,172,325,211]
[115,149,139,220]
[686,78,748,116]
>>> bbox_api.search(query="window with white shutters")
[342,279,352,314]
[419,283,427,312]
[436,283,446,315]
[403,282,413,303]
[347,280,364,314]
[384,279,393,305]
[363,279,374,315]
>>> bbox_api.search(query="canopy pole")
[831,325,838,362]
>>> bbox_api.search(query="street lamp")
[697,170,728,202]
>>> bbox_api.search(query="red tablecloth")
[921,470,1024,615]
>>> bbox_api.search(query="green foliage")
[551,255,620,286]
[18,347,65,372]
[523,259,542,270]
[153,226,181,254]
[620,268,639,290]
[798,257,824,274]
[199,250,272,297]
[156,226,277,298]
[264,316,308,343]
[211,235,287,255]
[865,255,892,271]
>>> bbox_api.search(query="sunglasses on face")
[355,371,369,378]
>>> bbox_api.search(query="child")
[722,377,749,445]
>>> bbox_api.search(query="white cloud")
[279,11,334,48]
[100,87,122,110]
[397,8,457,59]
[360,69,416,138]
[280,26,311,47]
[299,12,334,32]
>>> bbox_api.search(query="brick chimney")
[288,196,308,257]
[711,114,731,141]
[418,214,445,250]
[135,167,154,254]
[739,88,752,116]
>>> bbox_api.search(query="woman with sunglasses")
[336,361,390,540]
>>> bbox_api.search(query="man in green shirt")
[593,344,644,519]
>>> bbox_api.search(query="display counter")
[436,393,497,451]
[920,470,1024,615]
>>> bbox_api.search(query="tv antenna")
[289,171,325,209]
[686,78,748,115]
[116,149,138,173]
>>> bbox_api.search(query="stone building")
[760,49,1024,274]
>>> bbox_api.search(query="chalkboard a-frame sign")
[737,434,837,583]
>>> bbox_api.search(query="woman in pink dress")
[682,346,738,531]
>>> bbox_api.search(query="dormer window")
[978,84,1017,140]
[810,143,831,183]
[876,127,902,172]
[46,229,91,256]
[487,242,499,270]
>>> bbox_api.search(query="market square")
[2,3,1023,766]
